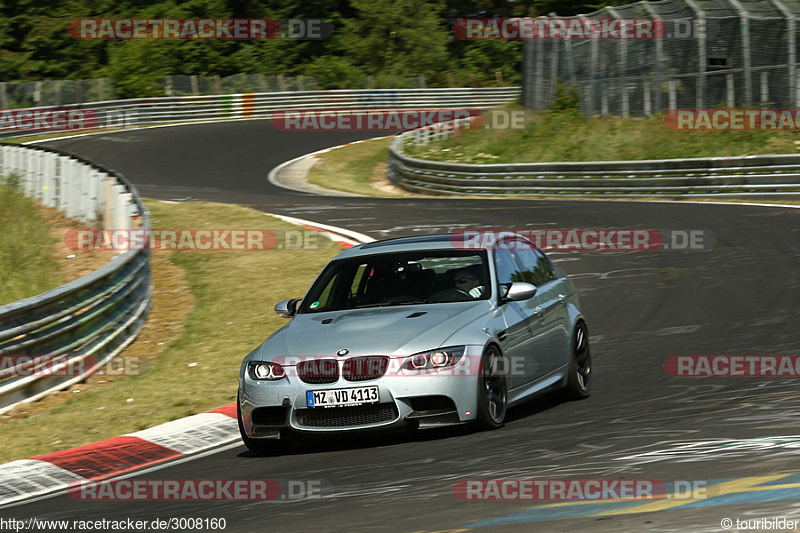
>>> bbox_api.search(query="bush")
[549,80,582,113]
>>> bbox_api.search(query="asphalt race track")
[7,119,800,531]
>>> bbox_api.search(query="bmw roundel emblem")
[337,348,349,356]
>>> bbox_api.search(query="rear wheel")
[237,393,292,455]
[561,321,591,400]
[476,345,507,430]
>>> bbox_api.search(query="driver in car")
[453,268,485,298]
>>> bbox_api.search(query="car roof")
[334,233,506,260]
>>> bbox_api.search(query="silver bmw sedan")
[237,232,590,453]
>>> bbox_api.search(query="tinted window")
[298,250,491,312]
[511,240,555,286]
[493,248,519,296]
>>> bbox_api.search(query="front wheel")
[560,321,591,400]
[475,345,507,430]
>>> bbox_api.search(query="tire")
[561,321,591,400]
[476,345,507,430]
[237,393,292,455]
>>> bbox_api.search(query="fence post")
[534,29,545,109]
[669,80,677,110]
[0,82,7,109]
[727,0,752,104]
[606,7,628,118]
[642,4,664,113]
[190,76,199,95]
[770,0,796,107]
[33,81,42,106]
[685,0,707,108]
[727,73,735,106]
[587,16,599,116]
[549,41,560,100]
[165,75,174,97]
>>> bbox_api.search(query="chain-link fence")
[1,73,474,108]
[522,0,800,116]
[0,79,117,109]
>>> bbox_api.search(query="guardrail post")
[43,152,55,207]
[35,150,44,200]
[24,149,35,196]
[71,158,82,219]
[113,184,127,231]
[79,163,91,222]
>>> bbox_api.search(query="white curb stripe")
[0,459,83,506]
[267,213,375,243]
[126,413,239,455]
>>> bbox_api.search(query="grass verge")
[0,199,341,462]
[404,108,800,164]
[305,138,412,197]
[0,177,64,305]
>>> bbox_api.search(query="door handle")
[533,306,543,317]
[558,294,566,303]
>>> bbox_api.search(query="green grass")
[305,139,403,197]
[0,199,341,462]
[404,108,800,164]
[0,177,64,305]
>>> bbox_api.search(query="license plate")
[306,386,379,408]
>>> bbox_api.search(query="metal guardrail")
[0,87,521,412]
[0,143,151,414]
[0,87,522,139]
[387,122,800,198]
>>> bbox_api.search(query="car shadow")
[237,394,567,458]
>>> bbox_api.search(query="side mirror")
[504,282,537,302]
[275,299,300,318]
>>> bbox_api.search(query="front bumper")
[239,347,484,438]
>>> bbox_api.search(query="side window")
[509,240,555,286]
[533,249,555,284]
[493,248,519,295]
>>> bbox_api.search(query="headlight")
[247,361,286,380]
[403,346,466,370]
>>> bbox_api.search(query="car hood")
[255,302,492,360]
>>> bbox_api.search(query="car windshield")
[298,250,491,313]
